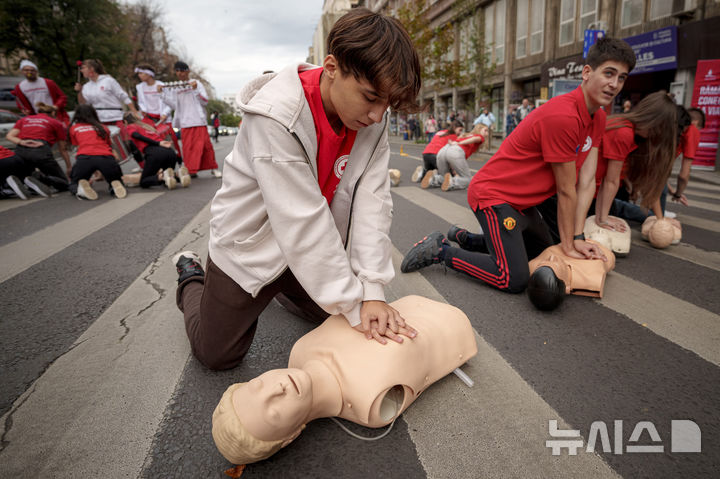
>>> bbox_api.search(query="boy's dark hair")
[688,107,706,128]
[677,105,691,136]
[327,7,421,113]
[586,37,636,72]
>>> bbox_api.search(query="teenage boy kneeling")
[174,8,422,370]
[401,37,636,293]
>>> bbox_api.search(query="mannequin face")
[231,368,313,441]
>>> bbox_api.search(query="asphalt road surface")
[1,136,718,478]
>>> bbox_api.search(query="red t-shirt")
[126,123,164,153]
[423,129,456,155]
[299,67,357,205]
[13,113,66,145]
[468,86,603,211]
[597,118,636,188]
[70,124,113,156]
[457,134,484,158]
[680,124,700,159]
[0,145,15,159]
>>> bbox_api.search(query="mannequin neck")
[304,359,343,420]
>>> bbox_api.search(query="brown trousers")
[176,256,327,370]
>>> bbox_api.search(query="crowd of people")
[1,58,222,201]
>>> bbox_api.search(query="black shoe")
[172,251,204,283]
[401,231,447,273]
[447,225,468,245]
[24,176,52,197]
[6,175,30,200]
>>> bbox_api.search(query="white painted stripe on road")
[676,213,720,233]
[669,199,720,213]
[631,230,720,272]
[0,197,44,213]
[0,192,163,284]
[393,186,478,231]
[0,202,211,478]
[600,274,720,366]
[398,186,720,367]
[386,248,619,479]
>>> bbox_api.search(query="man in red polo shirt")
[401,37,636,293]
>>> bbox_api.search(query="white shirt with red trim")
[136,81,172,120]
[17,78,53,110]
[160,81,208,128]
[81,74,132,123]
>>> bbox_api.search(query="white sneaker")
[76,179,98,200]
[411,165,424,183]
[177,166,191,187]
[420,170,436,189]
[664,211,677,219]
[389,169,401,187]
[163,168,177,190]
[111,180,127,199]
[211,169,223,178]
[6,175,30,200]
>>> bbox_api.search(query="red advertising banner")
[690,60,720,169]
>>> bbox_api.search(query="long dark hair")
[438,120,465,136]
[72,104,108,140]
[606,91,677,207]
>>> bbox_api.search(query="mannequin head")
[212,382,300,465]
[642,216,679,248]
[527,258,569,311]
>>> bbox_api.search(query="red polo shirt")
[597,118,636,189]
[70,124,113,156]
[468,86,604,211]
[423,129,457,155]
[679,124,700,159]
[13,113,66,145]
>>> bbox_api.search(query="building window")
[650,0,675,19]
[579,0,598,40]
[485,0,505,65]
[516,0,528,58]
[621,0,643,27]
[559,0,576,46]
[496,0,505,63]
[530,0,545,54]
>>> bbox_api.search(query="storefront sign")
[625,26,677,75]
[541,55,585,87]
[690,60,720,169]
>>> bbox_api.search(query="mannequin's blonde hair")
[211,383,288,465]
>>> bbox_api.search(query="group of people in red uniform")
[401,37,703,298]
[1,58,220,201]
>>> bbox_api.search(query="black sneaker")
[447,225,468,245]
[6,175,30,200]
[401,231,447,273]
[172,251,204,283]
[24,176,52,197]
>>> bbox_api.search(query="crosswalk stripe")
[684,189,720,201]
[671,199,720,213]
[676,212,720,233]
[392,186,720,367]
[386,248,619,479]
[0,197,44,213]
[0,192,163,284]
[631,230,720,272]
[0,202,211,477]
[600,274,720,367]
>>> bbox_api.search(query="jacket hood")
[237,63,319,131]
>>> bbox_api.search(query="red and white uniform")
[81,74,132,123]
[161,81,216,173]
[13,113,66,145]
[70,124,113,156]
[300,67,357,204]
[136,81,172,122]
[469,87,604,212]
[12,77,70,125]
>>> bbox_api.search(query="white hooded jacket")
[208,63,394,327]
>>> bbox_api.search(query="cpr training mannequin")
[527,240,616,311]
[212,295,478,465]
[641,216,681,248]
[583,215,631,256]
